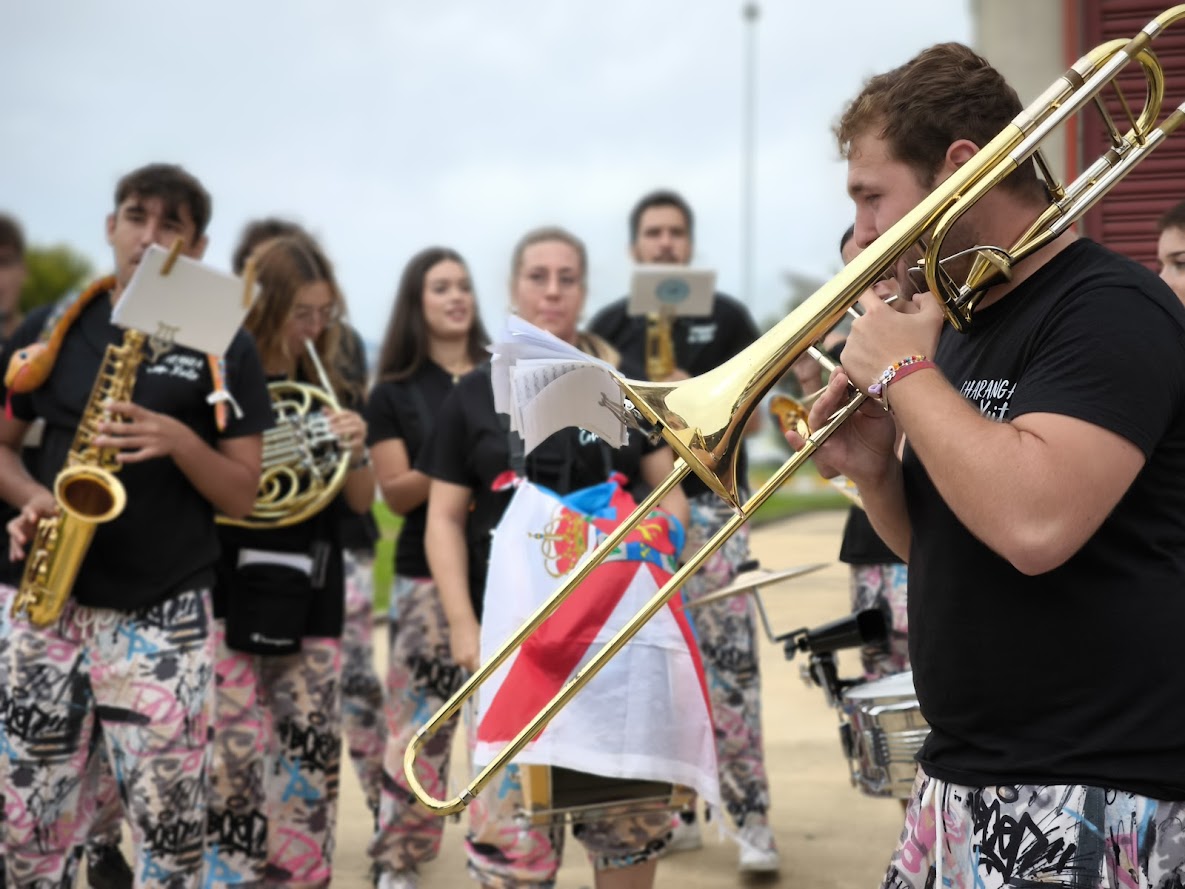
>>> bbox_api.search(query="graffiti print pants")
[849,562,910,681]
[680,493,770,826]
[465,762,672,888]
[340,549,385,814]
[368,575,463,874]
[883,772,1185,889]
[207,627,342,886]
[2,587,214,889]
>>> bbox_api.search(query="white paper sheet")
[490,317,631,453]
[110,244,257,356]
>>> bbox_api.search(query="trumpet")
[405,6,1185,815]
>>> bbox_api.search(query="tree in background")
[21,244,93,312]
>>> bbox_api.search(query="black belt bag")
[225,544,329,655]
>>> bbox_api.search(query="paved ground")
[331,509,909,888]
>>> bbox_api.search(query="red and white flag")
[475,476,720,809]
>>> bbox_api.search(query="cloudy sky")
[1,1,972,342]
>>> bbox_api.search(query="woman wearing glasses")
[419,227,689,889]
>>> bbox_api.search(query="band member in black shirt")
[365,247,490,889]
[0,163,272,888]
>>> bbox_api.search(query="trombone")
[406,6,1185,815]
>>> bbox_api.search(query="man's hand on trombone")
[784,287,942,490]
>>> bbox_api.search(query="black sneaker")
[86,843,133,889]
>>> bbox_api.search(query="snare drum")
[839,670,929,798]
[519,765,694,827]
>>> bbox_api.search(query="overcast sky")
[1,1,972,342]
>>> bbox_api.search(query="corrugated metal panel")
[1081,0,1185,271]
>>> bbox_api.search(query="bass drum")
[839,670,929,799]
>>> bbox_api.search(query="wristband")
[349,449,371,470]
[867,355,932,407]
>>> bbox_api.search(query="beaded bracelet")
[867,355,932,404]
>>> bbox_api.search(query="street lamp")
[741,1,760,307]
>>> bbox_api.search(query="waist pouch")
[226,547,323,655]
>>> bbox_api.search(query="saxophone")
[11,329,147,626]
[644,311,676,381]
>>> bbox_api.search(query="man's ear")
[105,213,116,246]
[946,139,980,170]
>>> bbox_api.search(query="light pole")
[741,1,760,307]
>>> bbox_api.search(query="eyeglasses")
[522,269,583,291]
[291,304,340,325]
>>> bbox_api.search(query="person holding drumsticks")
[792,42,1185,888]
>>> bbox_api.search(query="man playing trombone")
[794,41,1185,888]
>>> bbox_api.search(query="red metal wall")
[1080,1,1185,269]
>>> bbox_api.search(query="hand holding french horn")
[325,407,368,466]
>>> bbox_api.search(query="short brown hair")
[114,163,212,239]
[1159,200,1185,233]
[835,42,1041,198]
[0,213,25,258]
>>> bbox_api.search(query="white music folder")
[628,264,716,318]
[110,243,258,355]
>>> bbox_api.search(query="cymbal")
[682,562,829,609]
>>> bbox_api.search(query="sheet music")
[491,317,629,453]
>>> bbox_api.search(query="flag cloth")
[474,475,721,809]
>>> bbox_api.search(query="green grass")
[371,502,401,615]
[367,465,846,614]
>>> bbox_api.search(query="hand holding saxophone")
[93,400,190,463]
[7,488,55,562]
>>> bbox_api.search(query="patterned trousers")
[341,549,386,814]
[680,493,770,826]
[464,762,672,888]
[368,576,463,874]
[1,588,214,889]
[207,626,342,886]
[848,563,910,681]
[883,772,1185,889]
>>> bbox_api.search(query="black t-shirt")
[904,239,1185,799]
[337,323,378,552]
[214,368,367,639]
[0,324,31,586]
[419,360,661,619]
[366,361,457,579]
[838,507,900,565]
[1,290,273,610]
[589,291,759,498]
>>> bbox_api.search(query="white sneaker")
[737,818,781,874]
[377,868,419,889]
[666,815,704,853]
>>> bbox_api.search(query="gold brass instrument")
[219,339,351,529]
[12,329,147,626]
[644,310,676,380]
[405,6,1185,815]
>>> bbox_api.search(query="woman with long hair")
[365,247,489,889]
[420,227,690,889]
[207,234,375,888]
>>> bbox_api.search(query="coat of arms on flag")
[474,475,721,810]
